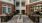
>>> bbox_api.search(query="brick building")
[0,0,15,15]
[0,0,42,15]
[15,0,42,15]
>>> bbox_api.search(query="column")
[26,5,30,15]
[20,0,21,14]
[26,0,30,15]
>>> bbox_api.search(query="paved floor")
[40,18,42,23]
[2,15,34,23]
[0,18,1,23]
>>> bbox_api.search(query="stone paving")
[40,18,42,23]
[2,15,34,23]
[0,18,1,23]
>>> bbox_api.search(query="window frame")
[2,4,7,14]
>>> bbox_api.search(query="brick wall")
[26,5,30,15]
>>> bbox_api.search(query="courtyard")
[1,15,34,23]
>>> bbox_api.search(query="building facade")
[0,0,42,15]
[15,0,42,15]
[0,0,15,15]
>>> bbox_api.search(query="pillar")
[26,5,30,15]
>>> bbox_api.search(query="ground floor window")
[16,10,19,14]
[8,6,11,13]
[16,10,25,14]
[2,7,6,14]
[2,4,12,14]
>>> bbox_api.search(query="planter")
[1,15,13,22]
[29,15,40,23]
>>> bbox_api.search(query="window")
[8,6,11,13]
[30,6,34,10]
[30,4,42,12]
[30,6,34,12]
[16,10,19,13]
[34,5,39,10]
[16,2,19,6]
[16,10,19,14]
[2,7,6,14]
[21,2,25,6]
[14,1,15,5]
[2,4,7,14]
[40,5,42,12]
[8,8,11,12]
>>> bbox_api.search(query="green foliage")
[40,15,42,18]
[40,14,42,18]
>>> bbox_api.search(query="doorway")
[22,10,25,14]
[16,10,19,14]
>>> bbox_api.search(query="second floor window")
[8,6,11,13]
[2,4,12,14]
[2,7,6,14]
[8,0,12,1]
[21,2,25,7]
[16,2,19,7]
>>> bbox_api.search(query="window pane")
[8,8,11,12]
[21,2,25,6]
[2,7,6,13]
[8,5,11,12]
[16,2,19,6]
